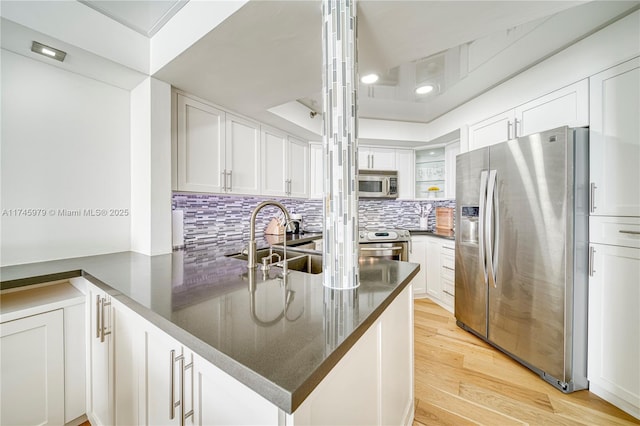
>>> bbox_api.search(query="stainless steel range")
[358,229,410,261]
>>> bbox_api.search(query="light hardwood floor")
[413,297,640,426]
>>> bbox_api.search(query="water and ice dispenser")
[460,206,480,244]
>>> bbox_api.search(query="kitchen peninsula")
[0,238,419,425]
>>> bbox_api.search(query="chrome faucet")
[247,201,291,268]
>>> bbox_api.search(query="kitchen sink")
[229,248,323,274]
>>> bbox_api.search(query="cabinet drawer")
[441,277,455,295]
[590,216,640,248]
[441,252,455,270]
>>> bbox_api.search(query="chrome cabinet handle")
[442,245,455,250]
[182,354,194,424]
[590,183,597,213]
[589,246,596,277]
[96,295,101,338]
[619,230,640,235]
[100,298,111,343]
[170,350,177,420]
[442,266,455,271]
[514,118,520,138]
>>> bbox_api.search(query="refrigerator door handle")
[486,169,498,287]
[479,170,489,284]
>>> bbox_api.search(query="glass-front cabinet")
[415,147,445,199]
[414,141,460,200]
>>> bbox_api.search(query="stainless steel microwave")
[358,170,398,198]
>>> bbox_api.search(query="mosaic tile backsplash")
[172,193,455,248]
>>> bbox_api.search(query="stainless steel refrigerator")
[455,126,589,392]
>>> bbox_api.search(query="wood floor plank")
[550,396,640,426]
[414,397,480,426]
[417,382,526,425]
[458,382,584,426]
[413,298,640,426]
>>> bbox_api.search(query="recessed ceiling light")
[361,73,379,84]
[31,41,66,62]
[415,84,434,95]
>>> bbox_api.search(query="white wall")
[130,77,172,256]
[1,50,131,266]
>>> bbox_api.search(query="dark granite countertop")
[0,235,418,414]
[408,229,456,240]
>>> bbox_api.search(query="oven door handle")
[360,246,404,252]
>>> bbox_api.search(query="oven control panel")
[359,229,410,242]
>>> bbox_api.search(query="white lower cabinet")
[409,236,428,297]
[86,281,139,426]
[410,235,455,313]
[425,238,442,301]
[86,285,114,426]
[287,285,414,425]
[588,240,640,419]
[0,281,85,426]
[1,309,65,425]
[140,318,279,426]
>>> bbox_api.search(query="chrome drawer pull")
[619,230,640,235]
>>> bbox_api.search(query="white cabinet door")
[289,285,413,425]
[409,236,427,297]
[226,113,261,195]
[395,148,414,199]
[261,127,288,196]
[444,141,459,199]
[515,79,588,137]
[309,142,323,199]
[87,286,114,426]
[113,303,140,426]
[380,286,413,426]
[142,324,184,426]
[588,243,640,419]
[468,109,514,151]
[1,310,65,426]
[425,238,442,300]
[193,352,279,425]
[589,57,640,217]
[288,136,309,198]
[359,147,396,170]
[177,94,226,193]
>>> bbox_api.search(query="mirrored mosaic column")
[322,0,359,289]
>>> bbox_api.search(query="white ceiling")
[3,0,638,142]
[79,0,188,37]
[152,1,639,140]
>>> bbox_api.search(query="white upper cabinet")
[225,114,261,195]
[261,128,309,198]
[261,127,288,196]
[359,147,396,170]
[288,136,309,198]
[177,94,226,193]
[468,110,514,151]
[176,94,261,195]
[515,79,588,137]
[309,142,323,199]
[589,57,640,217]
[468,79,589,151]
[395,149,414,199]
